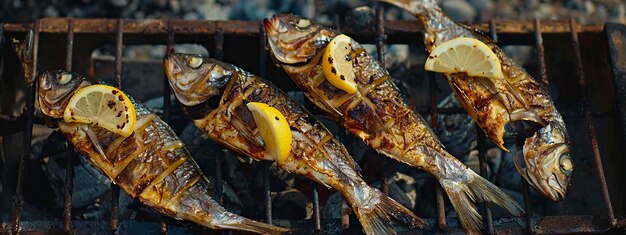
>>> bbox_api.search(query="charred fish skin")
[164,54,426,235]
[37,70,289,235]
[264,14,524,233]
[380,0,573,202]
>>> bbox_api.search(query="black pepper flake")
[340,75,345,80]
[369,75,374,81]
[275,116,279,121]
[428,56,434,59]
[112,90,118,95]
[107,100,115,109]
[331,67,336,74]
[345,54,352,62]
[327,57,333,64]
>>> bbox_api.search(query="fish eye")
[187,56,203,69]
[295,19,311,28]
[59,73,72,85]
[559,154,573,175]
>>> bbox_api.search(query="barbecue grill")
[1,7,625,234]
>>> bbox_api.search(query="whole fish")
[38,70,289,234]
[265,15,523,233]
[164,54,425,235]
[381,0,573,202]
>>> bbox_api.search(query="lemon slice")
[63,84,137,137]
[247,102,292,163]
[425,37,504,79]
[322,34,357,94]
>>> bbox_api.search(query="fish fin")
[440,171,524,234]
[350,186,426,234]
[217,213,290,235]
[84,125,107,158]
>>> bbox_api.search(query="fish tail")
[349,184,426,235]
[378,0,439,16]
[439,170,524,233]
[217,213,290,235]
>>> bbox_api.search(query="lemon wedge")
[322,34,357,94]
[247,102,292,163]
[425,37,504,79]
[63,84,137,137]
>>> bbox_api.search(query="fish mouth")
[514,149,568,202]
[38,71,86,118]
[263,16,294,65]
[163,54,201,106]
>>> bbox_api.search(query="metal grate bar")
[568,18,616,224]
[341,197,350,229]
[476,127,494,234]
[258,23,273,225]
[110,18,124,234]
[163,20,174,123]
[159,20,175,235]
[534,19,549,88]
[63,18,75,233]
[10,21,39,235]
[429,71,447,231]
[114,19,124,88]
[213,27,224,204]
[374,7,392,202]
[311,183,321,232]
[475,20,500,235]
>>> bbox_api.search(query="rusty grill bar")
[1,10,625,234]
[569,18,616,225]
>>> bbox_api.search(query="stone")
[469,0,494,11]
[440,0,477,22]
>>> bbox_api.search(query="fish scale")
[38,71,289,234]
[380,0,573,203]
[164,54,426,235]
[264,13,524,234]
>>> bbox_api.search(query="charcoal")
[22,131,110,219]
[273,188,312,219]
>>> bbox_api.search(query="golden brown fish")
[38,70,289,234]
[264,15,523,233]
[380,0,573,202]
[164,54,425,235]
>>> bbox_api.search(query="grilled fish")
[38,70,289,234]
[381,0,573,202]
[164,54,425,235]
[265,15,523,233]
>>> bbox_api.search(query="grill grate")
[1,9,625,234]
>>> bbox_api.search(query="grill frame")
[1,10,625,234]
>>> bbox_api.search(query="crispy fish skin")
[264,15,524,233]
[164,54,426,235]
[38,70,288,235]
[380,0,573,202]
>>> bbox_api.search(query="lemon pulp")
[247,102,292,163]
[63,84,137,137]
[425,37,504,79]
[322,34,357,94]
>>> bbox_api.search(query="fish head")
[264,14,336,64]
[38,70,87,119]
[164,53,234,107]
[516,122,573,201]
